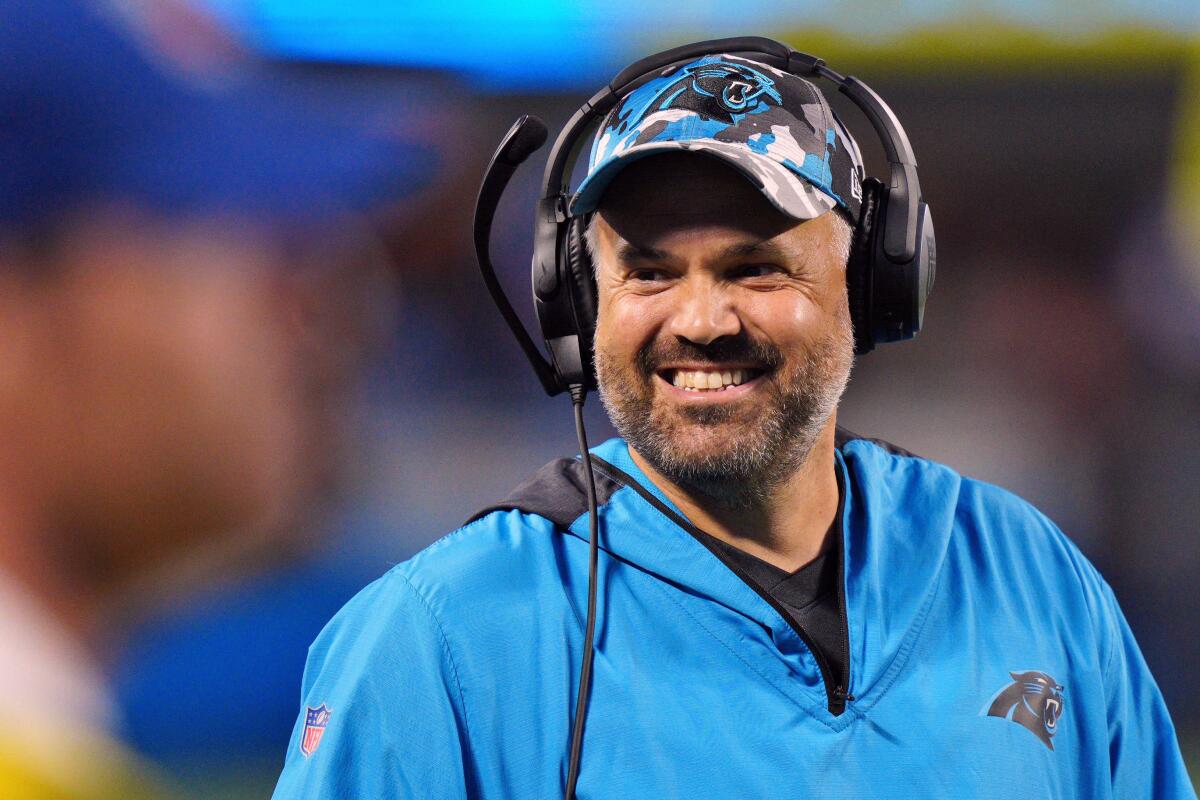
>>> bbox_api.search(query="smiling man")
[274,54,1194,799]
[590,152,854,568]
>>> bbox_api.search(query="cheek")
[738,290,832,350]
[595,293,663,364]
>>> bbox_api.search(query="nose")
[665,278,741,345]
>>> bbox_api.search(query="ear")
[1009,671,1021,681]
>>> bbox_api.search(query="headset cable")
[565,385,600,800]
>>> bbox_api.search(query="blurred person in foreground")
[274,50,1194,798]
[0,1,421,797]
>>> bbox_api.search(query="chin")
[661,418,743,455]
[648,417,761,470]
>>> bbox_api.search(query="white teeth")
[669,369,754,391]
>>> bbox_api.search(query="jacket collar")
[569,436,959,712]
[582,437,826,639]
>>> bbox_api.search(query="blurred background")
[1,0,1195,796]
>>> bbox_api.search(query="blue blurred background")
[97,1,1199,795]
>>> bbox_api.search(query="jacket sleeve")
[1100,581,1197,799]
[271,568,473,799]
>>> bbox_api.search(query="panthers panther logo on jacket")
[986,670,1065,750]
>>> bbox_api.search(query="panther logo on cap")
[985,671,1064,750]
[639,59,783,125]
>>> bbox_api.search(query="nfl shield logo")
[300,703,332,757]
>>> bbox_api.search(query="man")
[0,1,422,796]
[273,53,1195,797]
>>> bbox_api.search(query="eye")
[628,268,670,282]
[733,263,783,279]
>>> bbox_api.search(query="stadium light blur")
[196,0,1200,90]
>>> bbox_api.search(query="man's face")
[592,154,854,505]
[0,209,383,599]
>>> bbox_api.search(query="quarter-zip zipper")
[590,455,852,716]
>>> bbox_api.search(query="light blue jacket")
[273,434,1195,798]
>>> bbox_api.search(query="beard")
[595,314,854,509]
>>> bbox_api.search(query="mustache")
[636,333,784,376]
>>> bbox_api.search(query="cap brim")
[569,140,838,221]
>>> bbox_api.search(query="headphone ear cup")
[847,178,883,355]
[564,215,599,387]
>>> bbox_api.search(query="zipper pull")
[829,686,854,715]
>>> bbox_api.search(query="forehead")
[594,153,802,253]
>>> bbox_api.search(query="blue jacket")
[273,434,1195,798]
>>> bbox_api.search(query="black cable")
[564,385,599,800]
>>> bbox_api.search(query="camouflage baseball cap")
[570,53,865,221]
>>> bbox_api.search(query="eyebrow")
[614,238,790,264]
[717,240,789,260]
[615,241,669,263]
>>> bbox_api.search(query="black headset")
[475,35,936,398]
[472,35,936,800]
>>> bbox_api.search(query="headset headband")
[538,36,922,263]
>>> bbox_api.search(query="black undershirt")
[692,525,848,696]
